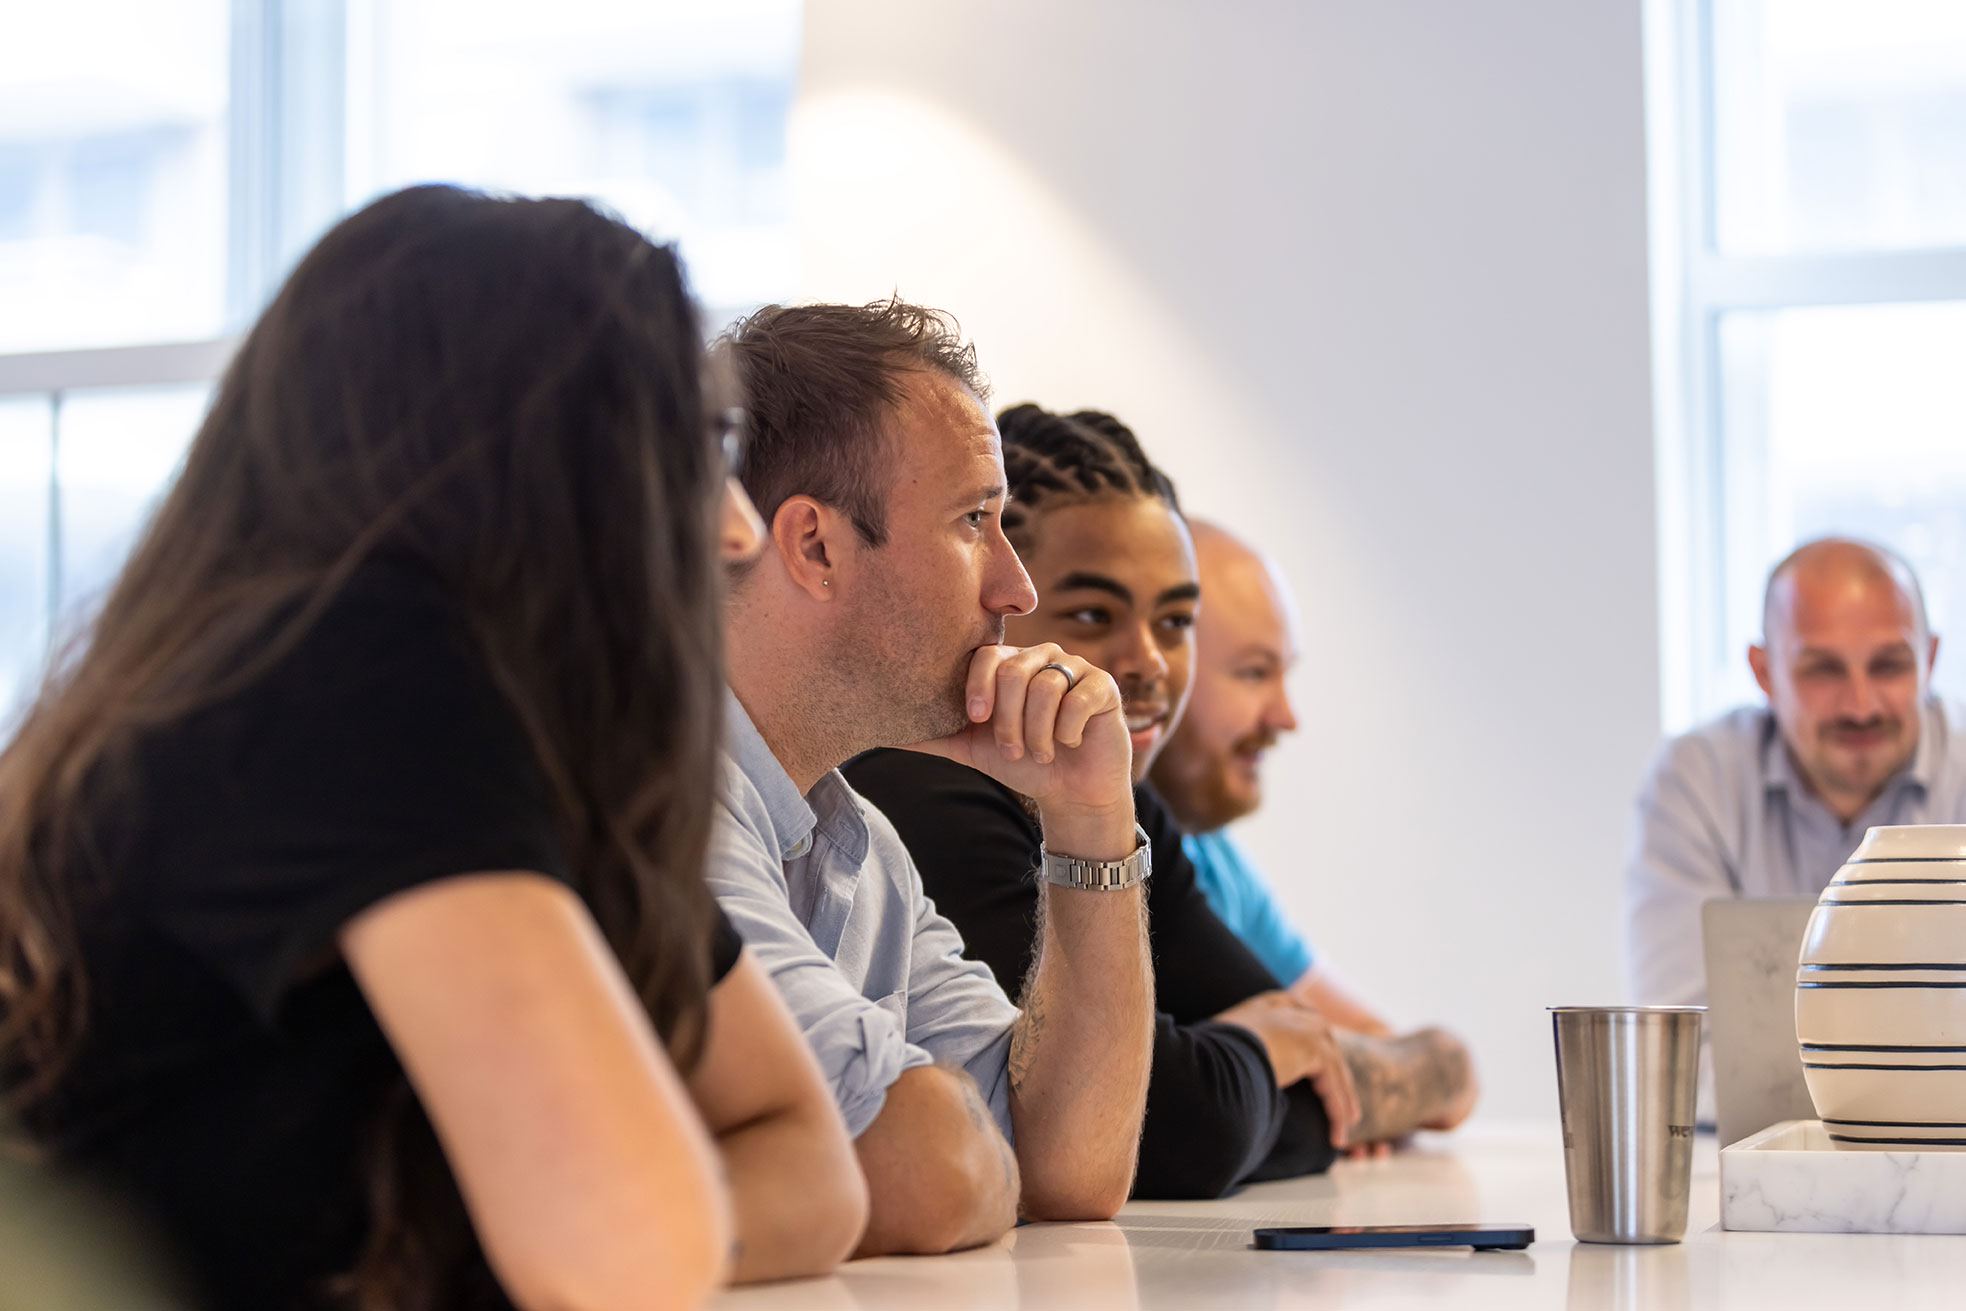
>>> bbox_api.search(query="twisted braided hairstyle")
[996,403,1181,550]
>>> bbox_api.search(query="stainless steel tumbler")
[1551,1005,1704,1244]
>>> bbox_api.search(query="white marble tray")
[1721,1119,1966,1234]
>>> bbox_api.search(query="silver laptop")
[1701,897,1821,1147]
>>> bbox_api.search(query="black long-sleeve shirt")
[842,749,1336,1198]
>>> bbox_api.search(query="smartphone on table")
[1253,1223,1534,1252]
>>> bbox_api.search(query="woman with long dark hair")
[0,185,865,1310]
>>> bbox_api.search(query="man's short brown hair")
[714,298,989,547]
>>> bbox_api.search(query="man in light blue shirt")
[1625,539,1966,1013]
[707,302,1155,1258]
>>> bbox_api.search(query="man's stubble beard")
[1194,764,1258,833]
[822,585,999,753]
[1166,719,1279,832]
[1154,741,1243,834]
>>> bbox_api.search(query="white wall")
[795,0,1660,1120]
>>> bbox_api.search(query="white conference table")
[713,1122,1966,1310]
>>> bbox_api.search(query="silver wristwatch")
[1039,823,1152,891]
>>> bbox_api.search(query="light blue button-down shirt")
[1623,696,1966,1011]
[706,693,1019,1138]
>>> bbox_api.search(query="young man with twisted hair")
[853,412,1473,1197]
[704,300,1155,1256]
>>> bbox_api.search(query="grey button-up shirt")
[706,692,1019,1138]
[1623,696,1966,1011]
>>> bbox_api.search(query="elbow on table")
[499,1203,729,1311]
[1018,1162,1134,1222]
[510,1273,718,1311]
[796,1149,872,1274]
[873,1136,1018,1255]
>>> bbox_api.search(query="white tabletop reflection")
[713,1123,1966,1310]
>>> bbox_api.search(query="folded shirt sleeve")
[705,793,932,1137]
[892,853,1020,1139]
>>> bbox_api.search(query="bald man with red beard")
[1151,520,1478,1151]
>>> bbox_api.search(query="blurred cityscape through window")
[0,4,231,354]
[0,0,801,720]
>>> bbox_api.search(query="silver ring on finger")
[1037,661,1079,693]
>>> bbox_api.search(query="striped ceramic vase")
[1796,824,1966,1149]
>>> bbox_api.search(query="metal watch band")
[1039,822,1152,891]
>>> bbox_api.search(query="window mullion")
[1649,0,1727,733]
[271,1,348,284]
[227,0,279,328]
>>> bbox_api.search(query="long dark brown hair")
[0,185,728,1307]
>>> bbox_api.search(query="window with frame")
[1650,0,1966,731]
[0,0,800,721]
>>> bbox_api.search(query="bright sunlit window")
[348,0,797,312]
[0,4,232,354]
[1651,0,1966,729]
[0,0,801,720]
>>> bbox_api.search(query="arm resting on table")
[686,951,867,1282]
[1131,1015,1290,1199]
[1340,1027,1479,1142]
[1007,869,1155,1221]
[853,1065,1021,1257]
[343,872,728,1311]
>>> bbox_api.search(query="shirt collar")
[1760,697,1939,799]
[723,688,869,865]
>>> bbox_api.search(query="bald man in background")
[1625,537,1966,1015]
[1152,521,1477,1145]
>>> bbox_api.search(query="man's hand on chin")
[904,647,1150,1223]
[903,643,1135,838]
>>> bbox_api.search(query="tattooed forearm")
[1339,1027,1476,1143]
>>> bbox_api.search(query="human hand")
[906,644,1135,835]
[1214,991,1361,1148]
